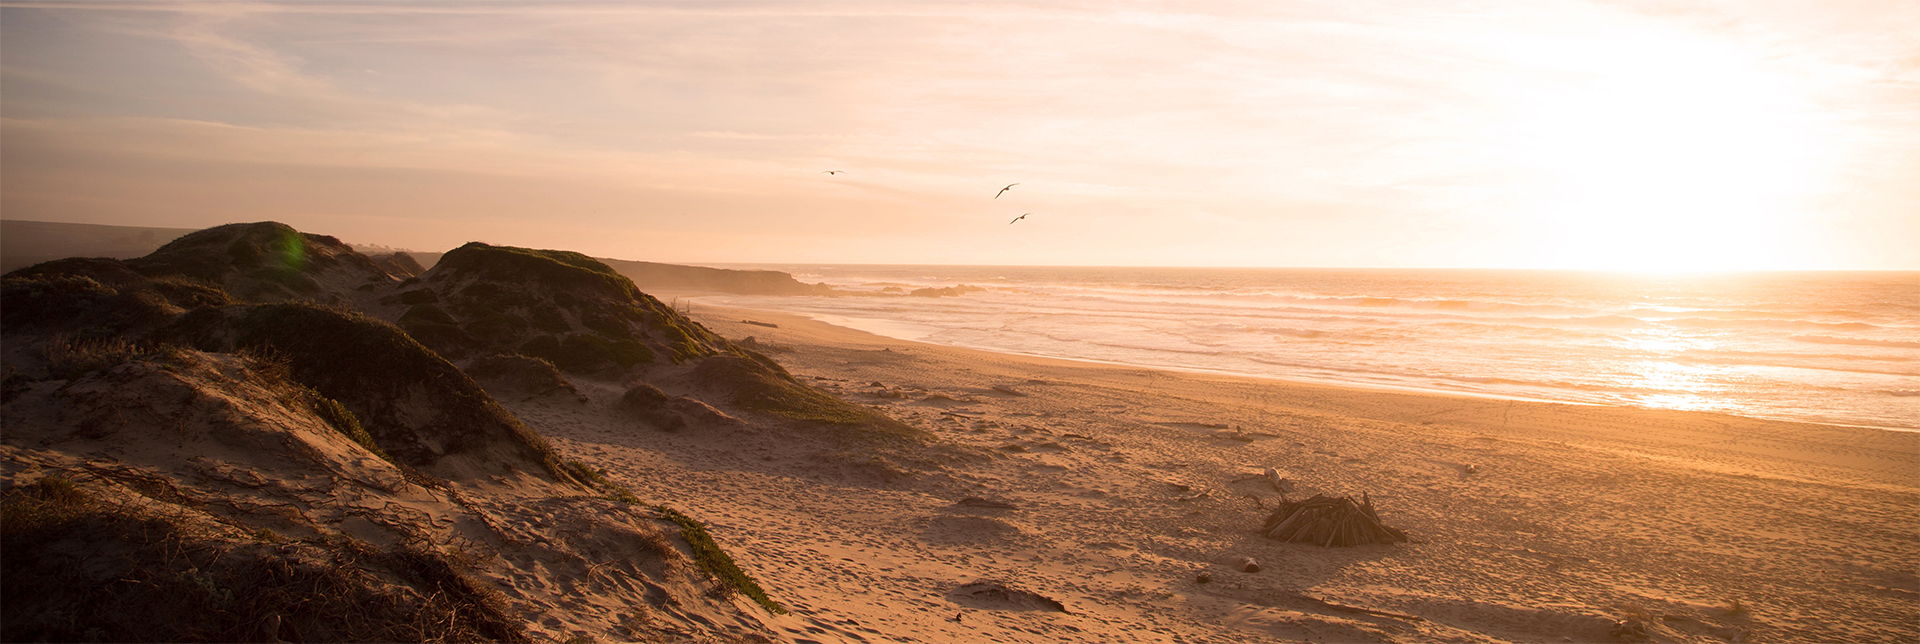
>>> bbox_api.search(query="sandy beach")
[10,2,1920,640]
[490,299,1918,643]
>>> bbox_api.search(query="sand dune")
[5,223,1913,642]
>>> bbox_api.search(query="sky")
[3,1,1917,270]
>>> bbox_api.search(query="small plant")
[654,505,785,614]
[306,388,393,465]
[43,336,145,379]
[555,460,644,504]
[176,566,235,606]
[1,476,90,537]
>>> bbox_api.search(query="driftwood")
[956,497,1017,509]
[1298,594,1424,622]
[1265,467,1294,494]
[1176,490,1214,502]
[1260,493,1408,547]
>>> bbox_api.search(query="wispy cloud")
[3,0,1916,268]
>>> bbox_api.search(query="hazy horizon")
[4,1,1917,271]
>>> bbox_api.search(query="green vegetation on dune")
[655,505,786,615]
[416,242,737,374]
[164,302,592,489]
[692,355,919,441]
[306,388,393,464]
[436,243,641,300]
[117,221,386,302]
[0,268,233,337]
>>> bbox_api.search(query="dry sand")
[498,301,1918,643]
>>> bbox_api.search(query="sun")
[1486,25,1836,271]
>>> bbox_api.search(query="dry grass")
[1,475,523,642]
[166,301,596,489]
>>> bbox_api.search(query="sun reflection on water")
[1631,392,1729,413]
[1609,328,1740,413]
[1614,326,1720,355]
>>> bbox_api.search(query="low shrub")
[529,307,570,333]
[655,505,785,614]
[307,389,393,464]
[694,356,913,437]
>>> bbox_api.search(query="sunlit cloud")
[2,0,1915,268]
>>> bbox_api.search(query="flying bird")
[1008,213,1030,225]
[821,170,845,175]
[994,183,1018,199]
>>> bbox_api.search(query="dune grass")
[654,505,786,615]
[1,476,522,642]
[306,388,394,464]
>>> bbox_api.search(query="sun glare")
[1489,26,1834,271]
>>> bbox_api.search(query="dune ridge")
[2,222,886,641]
[4,221,1915,643]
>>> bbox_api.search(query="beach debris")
[1260,493,1409,547]
[990,385,1028,397]
[1195,571,1213,584]
[1175,489,1213,502]
[948,580,1068,613]
[1235,556,1261,573]
[1266,467,1295,494]
[741,319,779,328]
[1210,429,1279,442]
[1463,463,1480,476]
[1610,617,1651,642]
[1297,594,1425,622]
[956,497,1018,509]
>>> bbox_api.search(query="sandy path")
[505,303,1917,643]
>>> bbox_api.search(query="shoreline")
[568,297,1920,642]
[681,293,1917,434]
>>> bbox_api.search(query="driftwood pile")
[1261,494,1408,547]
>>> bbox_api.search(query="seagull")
[1008,213,1030,224]
[994,183,1018,199]
[821,170,845,175]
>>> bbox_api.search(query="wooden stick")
[1299,595,1425,622]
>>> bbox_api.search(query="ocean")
[691,266,1919,431]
